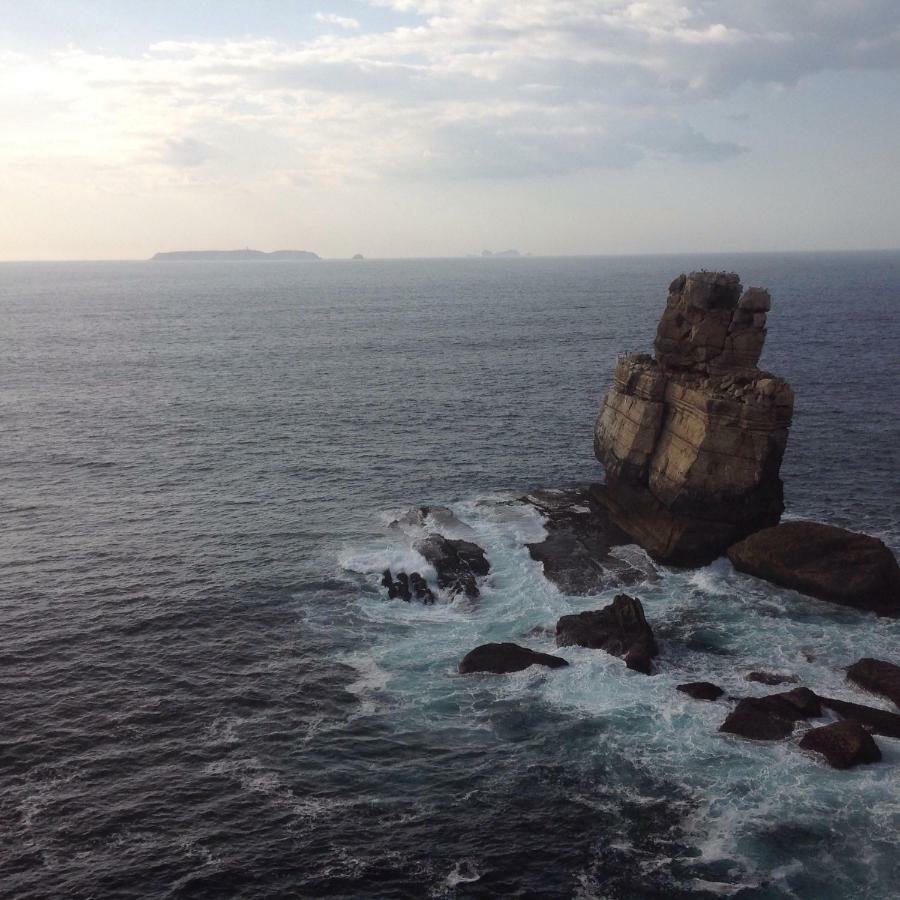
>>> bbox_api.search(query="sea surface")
[1,253,898,899]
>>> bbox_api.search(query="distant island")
[480,249,521,258]
[352,254,365,260]
[151,249,320,261]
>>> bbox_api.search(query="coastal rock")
[745,671,800,686]
[677,681,724,701]
[719,688,821,740]
[846,658,900,708]
[458,642,569,675]
[727,523,900,614]
[816,695,900,739]
[593,272,794,565]
[524,486,654,594]
[415,533,489,598]
[556,594,658,674]
[799,720,882,769]
[381,569,435,603]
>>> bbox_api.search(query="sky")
[1,1,898,260]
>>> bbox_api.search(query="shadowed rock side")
[816,695,900,738]
[523,487,656,594]
[846,658,900,708]
[458,642,569,674]
[728,523,900,614]
[677,682,724,701]
[556,594,658,674]
[799,720,881,769]
[415,533,490,598]
[719,688,822,740]
[593,272,794,565]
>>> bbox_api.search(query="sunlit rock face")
[593,271,794,566]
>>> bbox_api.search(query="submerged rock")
[415,533,489,598]
[524,486,654,594]
[846,658,900,708]
[719,688,822,740]
[816,695,900,739]
[745,671,800,686]
[593,272,794,565]
[381,568,434,603]
[556,594,658,674]
[799,720,882,769]
[727,523,900,614]
[677,681,724,701]
[458,642,569,675]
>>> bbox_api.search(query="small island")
[151,249,320,261]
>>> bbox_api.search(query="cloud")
[0,1,897,188]
[314,12,361,30]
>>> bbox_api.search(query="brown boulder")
[556,594,658,674]
[816,695,900,739]
[846,658,900,708]
[745,671,800,686]
[719,688,821,740]
[458,643,569,675]
[677,681,724,701]
[727,522,900,614]
[799,720,882,769]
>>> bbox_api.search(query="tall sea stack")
[593,272,794,566]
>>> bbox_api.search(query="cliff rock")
[593,271,794,565]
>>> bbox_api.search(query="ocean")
[1,253,898,899]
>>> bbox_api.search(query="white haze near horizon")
[1,0,898,260]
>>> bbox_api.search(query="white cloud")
[314,12,361,30]
[0,0,897,190]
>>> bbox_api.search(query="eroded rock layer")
[594,271,794,565]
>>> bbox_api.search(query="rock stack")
[593,271,794,565]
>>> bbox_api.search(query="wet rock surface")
[727,522,900,614]
[556,594,658,674]
[381,569,435,603]
[799,720,882,769]
[745,671,800,686]
[415,533,490,598]
[523,486,654,594]
[816,695,900,739]
[846,657,900,708]
[719,688,822,740]
[677,682,724,701]
[458,642,570,675]
[593,271,794,565]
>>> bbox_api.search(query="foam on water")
[339,493,900,896]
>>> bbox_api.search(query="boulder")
[458,642,570,675]
[556,594,658,674]
[727,523,900,614]
[846,658,900,708]
[799,720,882,769]
[719,688,821,740]
[415,533,490,598]
[409,572,435,604]
[381,569,435,604]
[816,695,900,739]
[745,672,800,686]
[524,486,654,594]
[677,681,724,701]
[593,272,794,565]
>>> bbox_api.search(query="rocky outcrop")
[415,533,490,598]
[816,695,900,739]
[524,486,655,594]
[458,642,569,675]
[719,688,821,740]
[846,658,900,708]
[799,720,881,769]
[381,569,435,603]
[745,671,800,686]
[677,681,724,701]
[556,594,658,674]
[593,272,794,565]
[727,523,900,614]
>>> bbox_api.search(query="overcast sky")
[1,1,898,259]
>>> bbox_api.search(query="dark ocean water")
[1,253,898,899]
